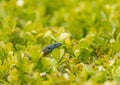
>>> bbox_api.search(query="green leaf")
[110,42,120,52]
[101,20,113,35]
[78,48,90,63]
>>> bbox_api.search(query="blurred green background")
[0,0,120,85]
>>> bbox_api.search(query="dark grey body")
[42,43,62,56]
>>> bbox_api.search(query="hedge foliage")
[0,0,120,85]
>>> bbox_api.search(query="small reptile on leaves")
[42,43,62,57]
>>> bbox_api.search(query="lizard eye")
[54,44,57,46]
[48,47,51,50]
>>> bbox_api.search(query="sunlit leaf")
[0,0,120,84]
[110,42,120,52]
